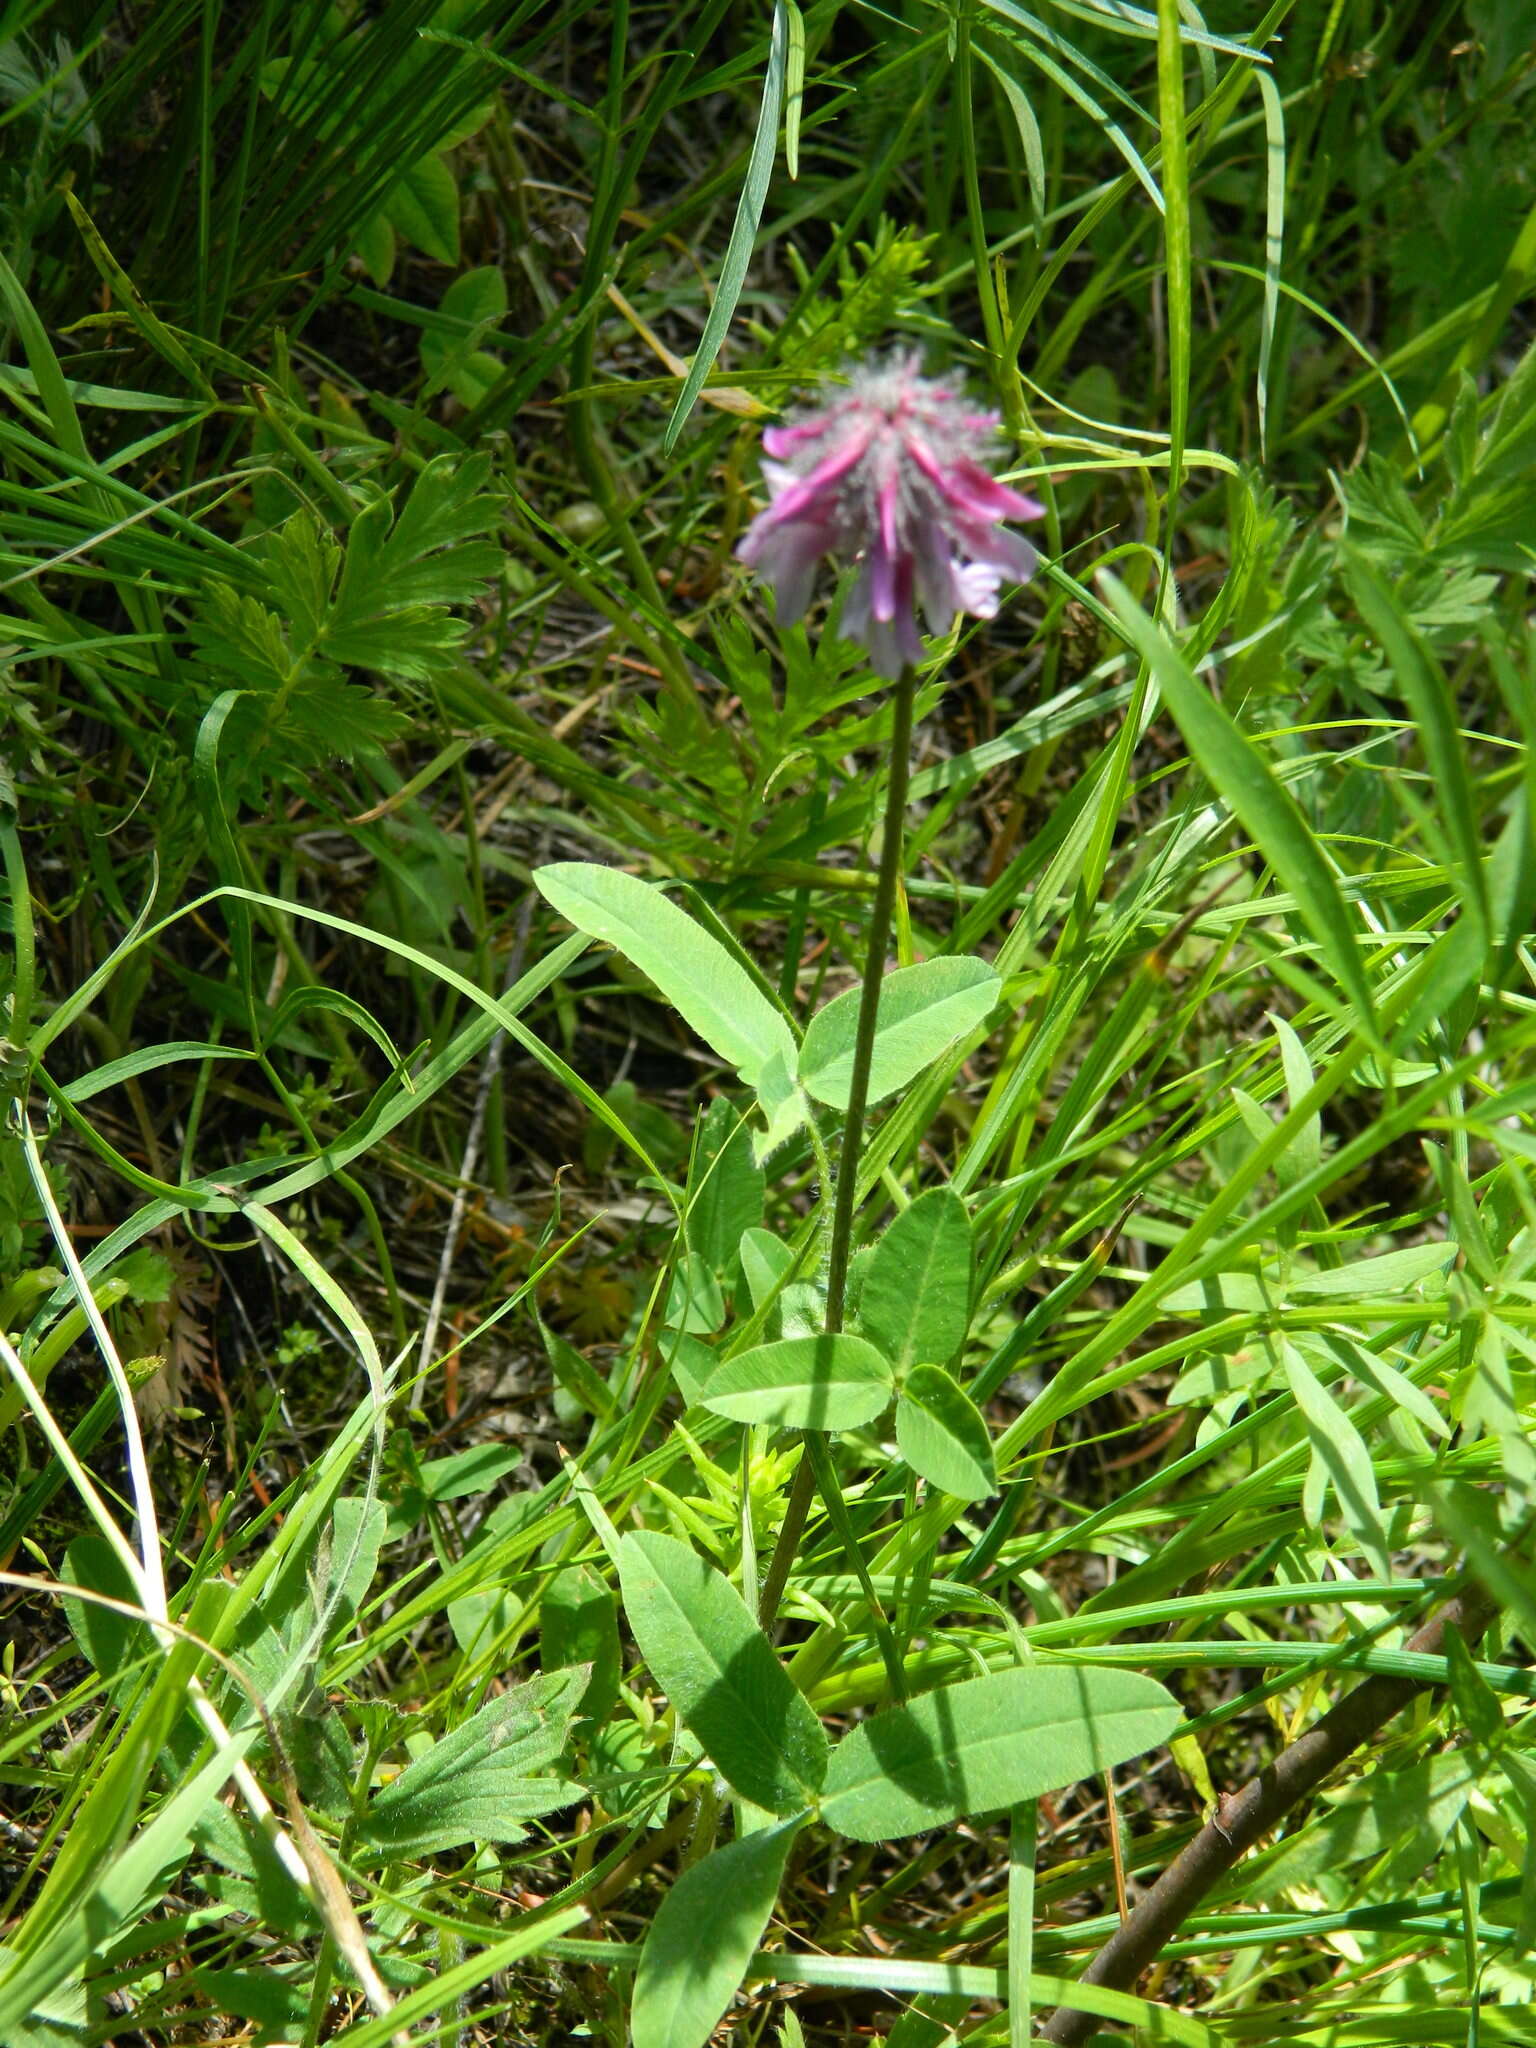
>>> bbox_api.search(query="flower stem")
[757,664,919,1634]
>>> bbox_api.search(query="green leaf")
[738,1226,794,1313]
[1280,1341,1391,1577]
[616,1532,827,1813]
[753,1043,811,1158]
[1241,1749,1483,1900]
[1344,550,1490,942]
[354,208,396,286]
[539,1315,619,1419]
[662,1330,718,1406]
[631,1818,801,2048]
[685,1097,766,1278]
[534,863,797,1090]
[799,958,1000,1111]
[541,1565,622,1720]
[856,1187,973,1372]
[381,151,460,264]
[1269,1012,1321,1185]
[1101,573,1381,1042]
[355,1668,584,1860]
[664,1249,726,1335]
[411,1442,526,1504]
[0,1947,86,2048]
[1160,1241,1449,1313]
[663,1,786,450]
[60,1535,146,1683]
[896,1367,997,1500]
[820,1665,1181,1841]
[700,1333,893,1431]
[1444,1625,1504,1746]
[325,454,505,675]
[1317,1331,1449,1442]
[420,266,508,406]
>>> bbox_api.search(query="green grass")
[2,0,1536,2042]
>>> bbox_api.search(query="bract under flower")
[736,354,1044,676]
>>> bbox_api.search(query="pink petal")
[954,521,1038,583]
[913,524,959,636]
[762,417,833,458]
[868,535,899,623]
[908,440,1042,525]
[737,515,829,623]
[951,456,1044,523]
[764,427,872,526]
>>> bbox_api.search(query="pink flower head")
[736,353,1044,677]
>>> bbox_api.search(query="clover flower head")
[736,352,1044,676]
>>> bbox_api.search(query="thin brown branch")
[1038,1583,1499,2044]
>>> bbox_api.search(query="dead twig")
[1038,1582,1500,2044]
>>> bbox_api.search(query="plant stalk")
[1037,1580,1499,2044]
[758,665,919,1631]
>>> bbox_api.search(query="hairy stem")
[758,665,918,1631]
[822,663,919,1328]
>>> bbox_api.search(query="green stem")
[822,664,919,1329]
[805,1432,907,1704]
[1,821,35,1045]
[757,665,919,1633]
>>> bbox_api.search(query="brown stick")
[1037,1584,1498,2044]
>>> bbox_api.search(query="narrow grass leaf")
[59,1041,253,1104]
[663,1,786,450]
[617,1531,827,1812]
[62,192,216,398]
[977,44,1046,250]
[1155,0,1192,506]
[986,15,1163,215]
[784,0,805,179]
[1101,574,1380,1040]
[1254,66,1285,455]
[1281,1341,1391,1577]
[1343,549,1489,938]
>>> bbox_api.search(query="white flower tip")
[955,562,1002,619]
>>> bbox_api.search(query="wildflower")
[737,353,1044,677]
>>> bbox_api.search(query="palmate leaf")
[189,455,504,757]
[322,455,505,677]
[188,585,293,691]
